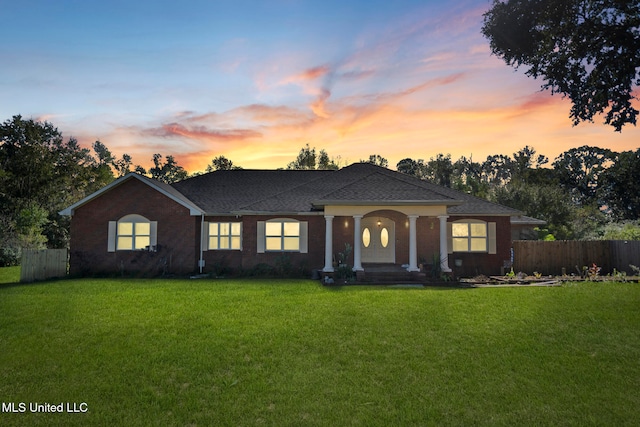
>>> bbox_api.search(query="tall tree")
[287,144,317,170]
[149,154,188,183]
[511,146,549,184]
[0,115,116,263]
[490,182,576,239]
[205,155,241,172]
[453,156,489,197]
[423,153,454,187]
[287,145,340,170]
[364,154,389,168]
[482,154,514,186]
[396,158,426,178]
[552,145,615,206]
[482,0,640,131]
[317,149,340,170]
[599,148,640,220]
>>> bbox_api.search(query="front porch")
[320,207,453,276]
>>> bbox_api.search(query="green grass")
[0,266,20,284]
[1,274,639,426]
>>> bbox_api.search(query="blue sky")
[2,0,638,171]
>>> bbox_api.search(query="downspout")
[199,214,205,274]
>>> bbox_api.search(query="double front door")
[361,217,395,263]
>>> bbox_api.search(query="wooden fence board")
[512,240,640,276]
[20,249,68,283]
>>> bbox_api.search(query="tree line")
[1,115,639,266]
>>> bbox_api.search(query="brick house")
[60,163,523,278]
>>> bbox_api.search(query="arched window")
[108,214,157,252]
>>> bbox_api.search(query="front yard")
[1,271,638,426]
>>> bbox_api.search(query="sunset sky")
[2,0,638,172]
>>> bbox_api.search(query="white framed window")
[448,219,496,254]
[257,219,308,253]
[108,214,157,252]
[206,222,242,250]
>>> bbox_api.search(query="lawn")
[1,272,639,426]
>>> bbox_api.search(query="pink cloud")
[146,122,262,142]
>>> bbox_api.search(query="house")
[60,163,524,278]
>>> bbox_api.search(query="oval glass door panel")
[362,228,371,248]
[380,227,389,248]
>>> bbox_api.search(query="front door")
[361,217,395,263]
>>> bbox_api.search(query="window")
[257,219,308,253]
[380,227,389,248]
[362,228,371,248]
[451,220,488,252]
[266,220,300,251]
[207,222,241,250]
[108,214,157,252]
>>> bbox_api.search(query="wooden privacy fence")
[512,240,640,276]
[20,249,68,283]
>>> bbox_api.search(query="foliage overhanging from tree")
[482,0,640,131]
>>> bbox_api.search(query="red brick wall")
[200,215,326,274]
[447,215,512,277]
[69,178,198,276]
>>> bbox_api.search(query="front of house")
[60,163,522,278]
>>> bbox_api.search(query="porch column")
[352,215,363,271]
[323,215,334,272]
[407,215,420,272]
[438,215,452,272]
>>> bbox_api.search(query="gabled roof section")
[311,163,462,206]
[59,173,205,216]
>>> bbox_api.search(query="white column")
[438,215,452,272]
[407,215,419,272]
[352,215,363,271]
[323,215,334,272]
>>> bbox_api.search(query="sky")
[1,0,638,172]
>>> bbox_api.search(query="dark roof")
[170,163,521,216]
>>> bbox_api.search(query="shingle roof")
[170,163,521,216]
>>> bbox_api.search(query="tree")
[317,150,340,170]
[205,155,242,172]
[482,0,640,131]
[364,154,389,168]
[396,158,426,178]
[423,154,454,187]
[287,145,340,170]
[148,154,188,183]
[453,156,489,197]
[114,153,134,177]
[0,115,118,263]
[481,154,514,186]
[599,148,640,220]
[287,144,317,170]
[552,145,615,205]
[490,182,577,239]
[511,146,548,181]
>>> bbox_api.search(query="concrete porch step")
[357,264,425,284]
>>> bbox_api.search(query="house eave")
[312,199,463,208]
[227,210,324,216]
